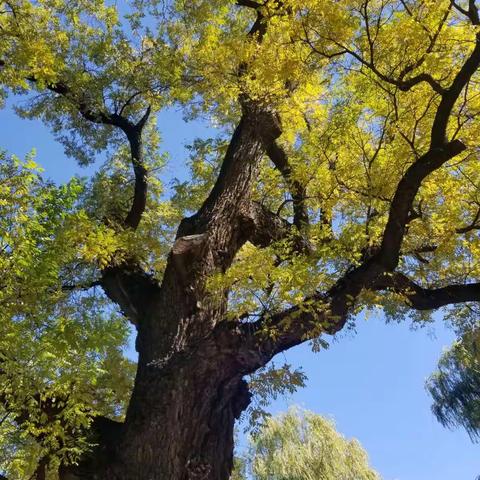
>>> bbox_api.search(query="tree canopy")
[233,408,380,480]
[427,327,480,441]
[0,0,480,478]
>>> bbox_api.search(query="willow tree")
[1,0,480,478]
[235,408,380,480]
[427,327,480,441]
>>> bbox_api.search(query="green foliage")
[234,408,380,480]
[427,326,480,441]
[4,0,480,322]
[244,363,307,435]
[0,152,135,478]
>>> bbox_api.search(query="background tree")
[427,327,480,441]
[1,0,480,479]
[233,408,379,480]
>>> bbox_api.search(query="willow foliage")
[235,408,380,480]
[427,328,480,441]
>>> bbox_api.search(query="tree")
[1,0,480,478]
[0,152,136,478]
[427,327,480,441]
[233,408,379,480]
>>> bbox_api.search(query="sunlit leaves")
[0,153,135,478]
[2,0,480,475]
[235,408,380,480]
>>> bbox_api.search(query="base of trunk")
[65,359,251,480]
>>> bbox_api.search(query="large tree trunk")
[107,353,250,480]
[64,310,252,480]
[62,110,283,480]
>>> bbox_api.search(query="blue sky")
[0,101,478,480]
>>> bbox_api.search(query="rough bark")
[102,330,251,480]
[59,104,284,480]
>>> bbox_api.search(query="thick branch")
[100,265,161,325]
[245,201,310,252]
[173,2,290,273]
[236,136,466,368]
[453,1,480,25]
[196,112,276,222]
[373,272,480,310]
[304,3,464,98]
[352,18,479,272]
[431,32,480,147]
[38,78,134,131]
[232,2,480,373]
[236,0,267,38]
[44,80,151,230]
[245,201,293,248]
[375,139,466,271]
[314,42,446,95]
[236,266,480,373]
[58,417,123,480]
[36,78,154,314]
[0,60,151,231]
[234,117,467,370]
[261,139,309,230]
[235,289,346,373]
[32,456,48,480]
[61,280,102,292]
[174,108,282,273]
[123,108,151,230]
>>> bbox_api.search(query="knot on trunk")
[171,233,208,282]
[172,234,208,256]
[186,457,212,480]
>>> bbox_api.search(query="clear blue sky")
[0,101,478,480]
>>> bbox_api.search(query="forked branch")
[0,59,151,231]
